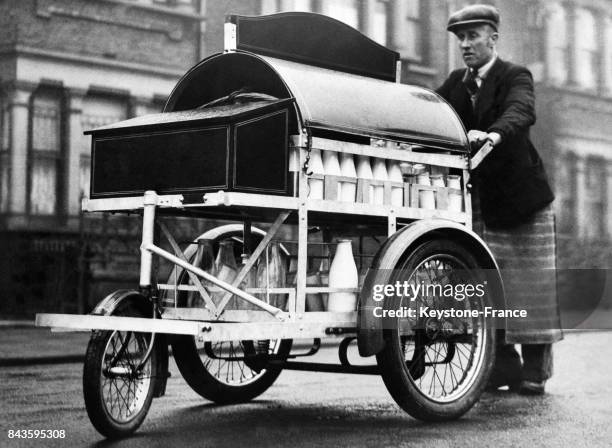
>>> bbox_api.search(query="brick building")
[0,0,206,315]
[1,0,611,316]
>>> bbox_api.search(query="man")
[436,4,563,395]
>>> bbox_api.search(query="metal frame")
[38,133,483,343]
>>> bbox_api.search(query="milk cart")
[36,12,504,439]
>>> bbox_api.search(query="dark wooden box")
[86,98,294,200]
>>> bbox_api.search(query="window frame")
[574,7,599,90]
[27,87,66,217]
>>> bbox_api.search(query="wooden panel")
[229,12,399,82]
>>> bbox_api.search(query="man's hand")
[468,130,502,147]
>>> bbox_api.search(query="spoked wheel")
[172,336,292,403]
[170,226,292,404]
[83,305,159,439]
[376,239,495,421]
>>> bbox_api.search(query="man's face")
[454,24,498,69]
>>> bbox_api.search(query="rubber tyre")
[83,304,158,439]
[172,336,292,404]
[376,239,496,421]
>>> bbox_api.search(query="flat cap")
[447,4,500,33]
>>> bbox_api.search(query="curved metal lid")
[165,51,468,151]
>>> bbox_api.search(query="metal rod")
[272,361,379,375]
[144,243,287,320]
[157,221,218,315]
[217,211,290,311]
[139,191,157,287]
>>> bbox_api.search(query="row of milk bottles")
[292,149,463,212]
[414,170,463,212]
[304,149,405,206]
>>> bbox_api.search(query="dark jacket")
[436,58,554,227]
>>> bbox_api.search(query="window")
[80,96,128,200]
[0,96,9,213]
[525,3,545,64]
[575,8,598,89]
[547,3,568,84]
[405,0,422,60]
[584,157,607,239]
[556,153,577,235]
[322,0,359,29]
[30,90,63,215]
[372,0,389,45]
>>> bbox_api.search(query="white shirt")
[473,54,498,87]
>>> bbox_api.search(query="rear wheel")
[376,239,495,421]
[170,227,292,403]
[172,336,291,404]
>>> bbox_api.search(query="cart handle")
[470,140,494,170]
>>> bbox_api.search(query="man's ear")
[489,32,499,47]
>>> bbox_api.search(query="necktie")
[463,68,479,97]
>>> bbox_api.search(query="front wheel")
[376,239,495,421]
[83,305,159,438]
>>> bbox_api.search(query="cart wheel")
[83,305,159,439]
[170,227,292,403]
[172,335,291,403]
[376,239,495,421]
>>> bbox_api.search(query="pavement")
[0,323,90,367]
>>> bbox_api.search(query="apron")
[472,188,563,344]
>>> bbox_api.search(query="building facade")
[1,0,611,316]
[0,0,206,315]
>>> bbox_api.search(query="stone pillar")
[388,0,406,54]
[7,84,34,216]
[360,0,376,39]
[574,156,587,238]
[565,2,578,86]
[594,11,606,95]
[66,89,86,217]
[542,3,552,82]
[606,161,612,239]
[602,15,612,95]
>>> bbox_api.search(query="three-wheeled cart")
[36,12,503,439]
